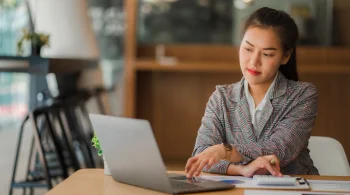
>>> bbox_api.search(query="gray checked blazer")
[192,72,319,175]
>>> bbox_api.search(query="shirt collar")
[243,72,279,109]
[229,71,288,103]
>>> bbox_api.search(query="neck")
[248,74,277,106]
[249,83,270,98]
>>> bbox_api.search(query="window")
[0,0,29,128]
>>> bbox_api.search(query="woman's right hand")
[239,155,282,178]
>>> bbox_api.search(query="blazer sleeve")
[192,86,231,175]
[232,84,318,167]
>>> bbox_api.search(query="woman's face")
[239,26,291,86]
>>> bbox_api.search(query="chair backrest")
[308,136,350,176]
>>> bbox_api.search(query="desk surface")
[45,169,350,195]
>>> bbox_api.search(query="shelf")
[134,60,241,72]
[298,65,350,74]
[0,56,98,74]
[134,59,350,74]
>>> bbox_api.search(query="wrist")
[216,144,226,159]
[227,163,244,176]
[231,147,244,162]
[238,165,246,176]
[221,143,233,161]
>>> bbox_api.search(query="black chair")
[9,86,113,194]
[8,100,82,195]
[67,87,115,168]
[62,95,96,168]
[92,86,111,115]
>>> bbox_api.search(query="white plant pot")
[103,156,111,175]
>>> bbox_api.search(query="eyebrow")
[245,41,277,51]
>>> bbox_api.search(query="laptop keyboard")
[170,180,204,190]
[168,174,234,193]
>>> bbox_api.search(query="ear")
[281,49,293,65]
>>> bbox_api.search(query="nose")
[249,51,261,67]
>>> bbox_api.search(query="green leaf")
[91,131,103,156]
[98,149,103,156]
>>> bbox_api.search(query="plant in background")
[17,28,50,55]
[92,133,103,156]
[0,0,19,8]
[92,132,110,175]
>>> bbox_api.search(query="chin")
[244,75,265,85]
[247,80,264,86]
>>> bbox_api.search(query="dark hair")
[243,7,299,81]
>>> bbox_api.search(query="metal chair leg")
[26,117,46,182]
[55,109,80,171]
[29,113,53,189]
[9,115,29,195]
[44,112,69,179]
[29,188,34,195]
[66,106,95,168]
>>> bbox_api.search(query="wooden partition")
[124,1,350,162]
[132,45,350,161]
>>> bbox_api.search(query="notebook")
[200,175,310,190]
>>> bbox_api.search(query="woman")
[185,7,319,178]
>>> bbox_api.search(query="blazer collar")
[230,71,288,103]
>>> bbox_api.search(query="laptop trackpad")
[168,173,191,180]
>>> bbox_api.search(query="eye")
[245,48,252,52]
[263,53,274,57]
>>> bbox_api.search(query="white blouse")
[244,72,278,137]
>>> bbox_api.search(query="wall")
[333,0,350,45]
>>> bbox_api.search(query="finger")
[273,158,281,172]
[269,159,280,173]
[185,156,198,173]
[195,159,209,176]
[206,158,215,170]
[264,155,281,174]
[271,165,282,177]
[187,161,200,178]
[261,161,279,176]
[259,163,264,169]
[268,156,280,168]
[269,157,281,174]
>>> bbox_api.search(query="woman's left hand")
[185,144,225,178]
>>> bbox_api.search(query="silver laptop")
[89,114,234,194]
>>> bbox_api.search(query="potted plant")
[91,133,111,175]
[17,28,50,56]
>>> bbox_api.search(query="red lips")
[247,68,261,76]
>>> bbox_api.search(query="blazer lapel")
[231,73,288,142]
[257,100,273,138]
[258,72,288,138]
[233,80,256,143]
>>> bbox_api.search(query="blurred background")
[0,0,349,194]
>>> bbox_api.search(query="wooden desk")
[46,169,350,195]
